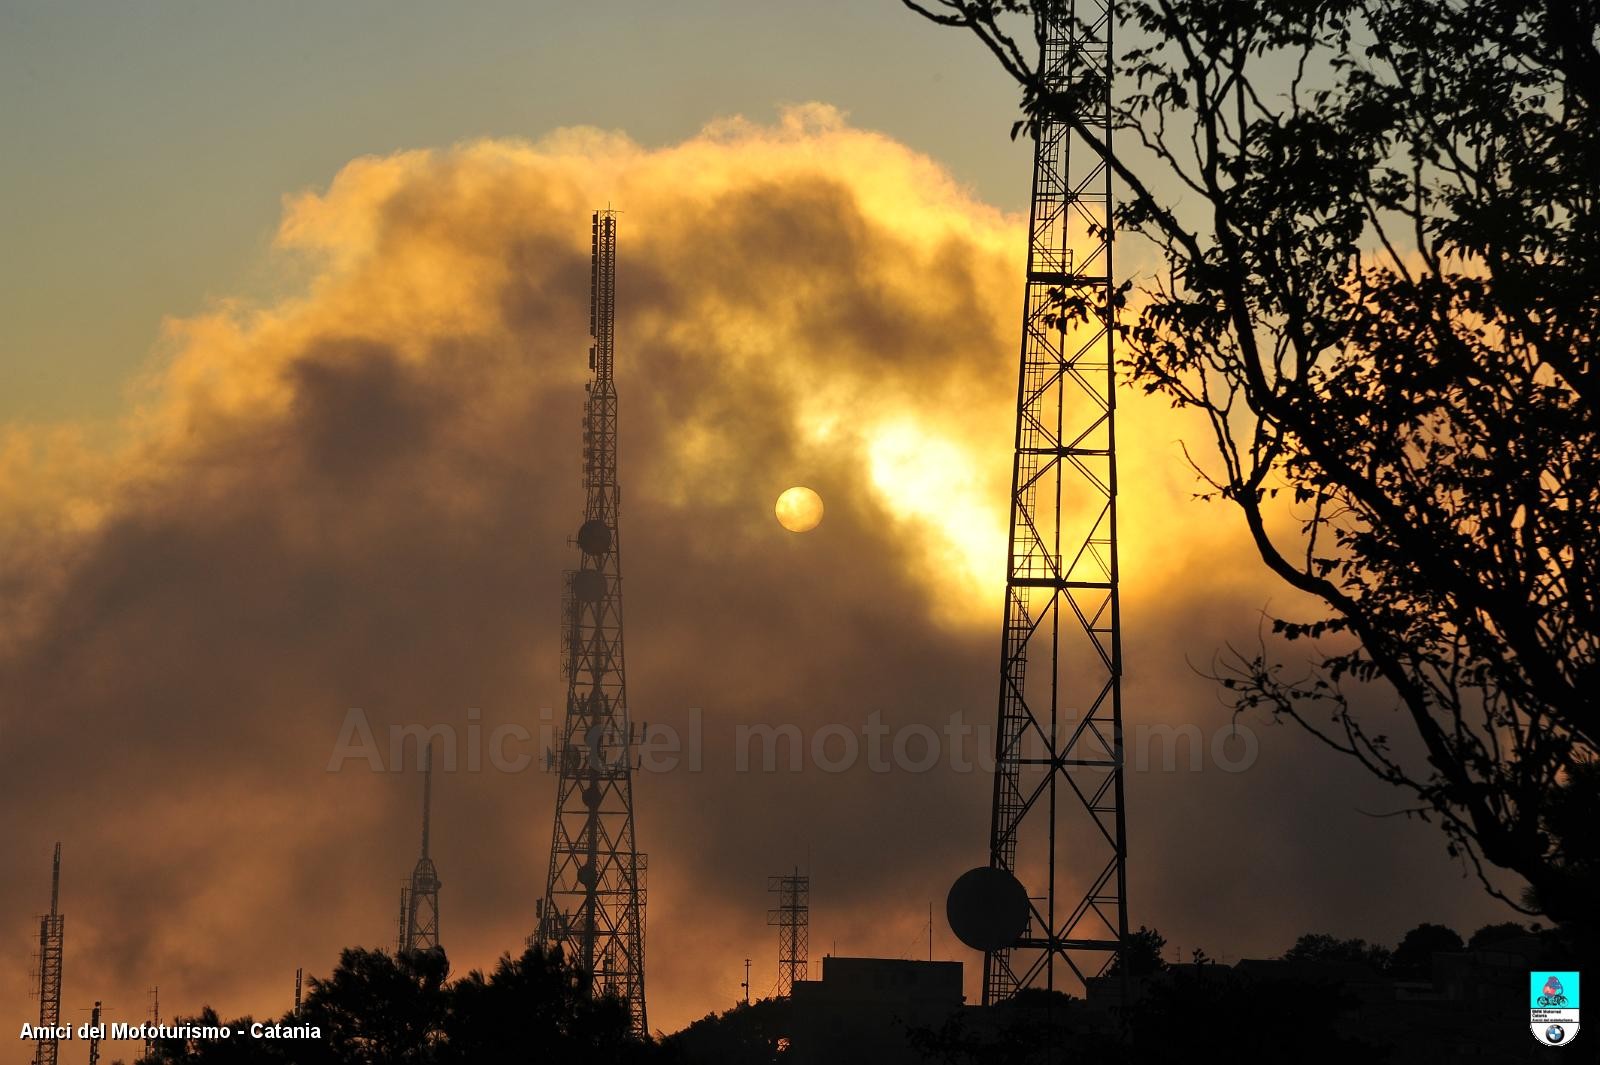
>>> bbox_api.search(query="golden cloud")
[0,105,1475,1038]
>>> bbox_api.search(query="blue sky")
[1,1,1031,420]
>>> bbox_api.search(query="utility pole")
[741,958,751,1005]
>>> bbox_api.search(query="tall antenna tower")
[767,869,809,997]
[397,745,441,955]
[31,844,64,1065]
[976,0,1128,1004]
[537,210,647,1036]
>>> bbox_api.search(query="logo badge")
[1531,971,1580,1047]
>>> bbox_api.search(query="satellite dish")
[577,519,612,556]
[946,866,1029,952]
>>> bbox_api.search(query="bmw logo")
[1546,1024,1566,1044]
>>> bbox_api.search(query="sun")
[775,486,824,533]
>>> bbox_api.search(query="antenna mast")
[538,210,648,1035]
[32,844,65,1065]
[982,0,1128,1003]
[86,1002,102,1065]
[398,745,442,954]
[145,987,159,1060]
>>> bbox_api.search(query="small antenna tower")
[86,1002,102,1065]
[145,987,159,1059]
[767,868,809,997]
[31,844,65,1065]
[398,744,442,954]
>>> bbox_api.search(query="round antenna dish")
[946,866,1029,952]
[572,570,606,603]
[577,519,612,556]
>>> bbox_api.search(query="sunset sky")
[1,0,1516,1048]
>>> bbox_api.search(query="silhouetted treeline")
[909,920,1579,1065]
[133,944,652,1065]
[122,917,1580,1065]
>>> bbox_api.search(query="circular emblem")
[1546,1024,1566,1044]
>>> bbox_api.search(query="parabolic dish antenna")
[946,866,1030,953]
[572,569,607,603]
[577,519,612,556]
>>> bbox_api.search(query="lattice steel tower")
[983,0,1128,1004]
[397,745,441,955]
[31,844,64,1065]
[767,869,809,997]
[537,210,647,1035]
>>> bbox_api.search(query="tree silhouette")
[902,0,1599,931]
[906,990,1119,1065]
[441,944,646,1063]
[1129,966,1385,1065]
[140,1008,285,1065]
[138,943,647,1065]
[1466,921,1532,949]
[1282,933,1391,972]
[1106,925,1168,977]
[295,947,448,1064]
[1521,752,1600,932]
[662,999,792,1065]
[1390,923,1464,978]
